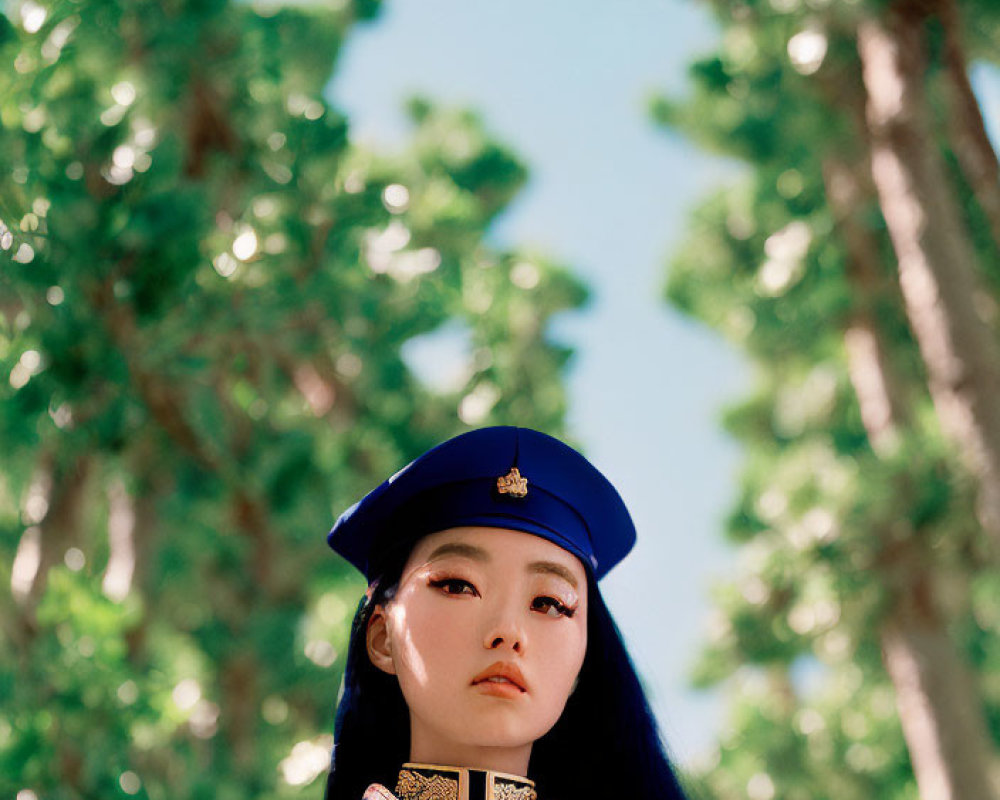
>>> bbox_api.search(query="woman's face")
[367,526,588,768]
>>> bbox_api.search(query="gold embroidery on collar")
[493,782,536,800]
[395,764,536,800]
[396,768,458,800]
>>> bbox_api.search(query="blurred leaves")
[0,0,584,796]
[657,0,1000,797]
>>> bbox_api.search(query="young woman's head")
[365,526,588,773]
[324,428,689,799]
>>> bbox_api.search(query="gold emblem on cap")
[496,467,528,498]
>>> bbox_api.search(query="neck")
[409,722,531,778]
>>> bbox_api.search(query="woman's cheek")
[537,621,586,694]
[392,596,463,686]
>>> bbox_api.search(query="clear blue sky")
[327,0,1000,766]
[327,0,748,764]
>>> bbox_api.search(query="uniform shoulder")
[363,783,399,800]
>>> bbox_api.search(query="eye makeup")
[428,576,479,597]
[427,574,578,619]
[531,595,578,619]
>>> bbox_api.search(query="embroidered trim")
[394,764,536,800]
[494,783,536,800]
[396,769,458,800]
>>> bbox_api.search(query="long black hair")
[324,545,690,800]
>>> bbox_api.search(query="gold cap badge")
[496,467,528,498]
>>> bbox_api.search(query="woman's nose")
[482,606,525,654]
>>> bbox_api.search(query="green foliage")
[0,1,584,796]
[656,1,1000,798]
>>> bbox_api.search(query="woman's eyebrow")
[426,542,490,562]
[527,561,579,589]
[425,543,579,589]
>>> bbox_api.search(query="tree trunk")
[825,153,999,800]
[218,649,259,773]
[123,474,160,664]
[880,546,998,800]
[103,477,137,603]
[858,1,1000,552]
[11,453,92,625]
[937,0,1000,251]
[823,158,911,455]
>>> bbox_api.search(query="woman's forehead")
[409,526,587,581]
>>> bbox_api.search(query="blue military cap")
[327,426,636,582]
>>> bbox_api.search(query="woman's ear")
[366,604,397,675]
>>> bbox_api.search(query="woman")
[324,426,689,800]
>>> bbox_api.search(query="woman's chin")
[454,717,553,752]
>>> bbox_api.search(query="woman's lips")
[473,677,525,699]
[471,661,528,695]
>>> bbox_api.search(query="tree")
[858,0,1000,554]
[654,1,1000,797]
[0,2,585,797]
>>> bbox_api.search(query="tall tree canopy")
[0,1,585,796]
[656,0,1000,798]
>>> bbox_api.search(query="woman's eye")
[531,596,576,619]
[429,578,478,597]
